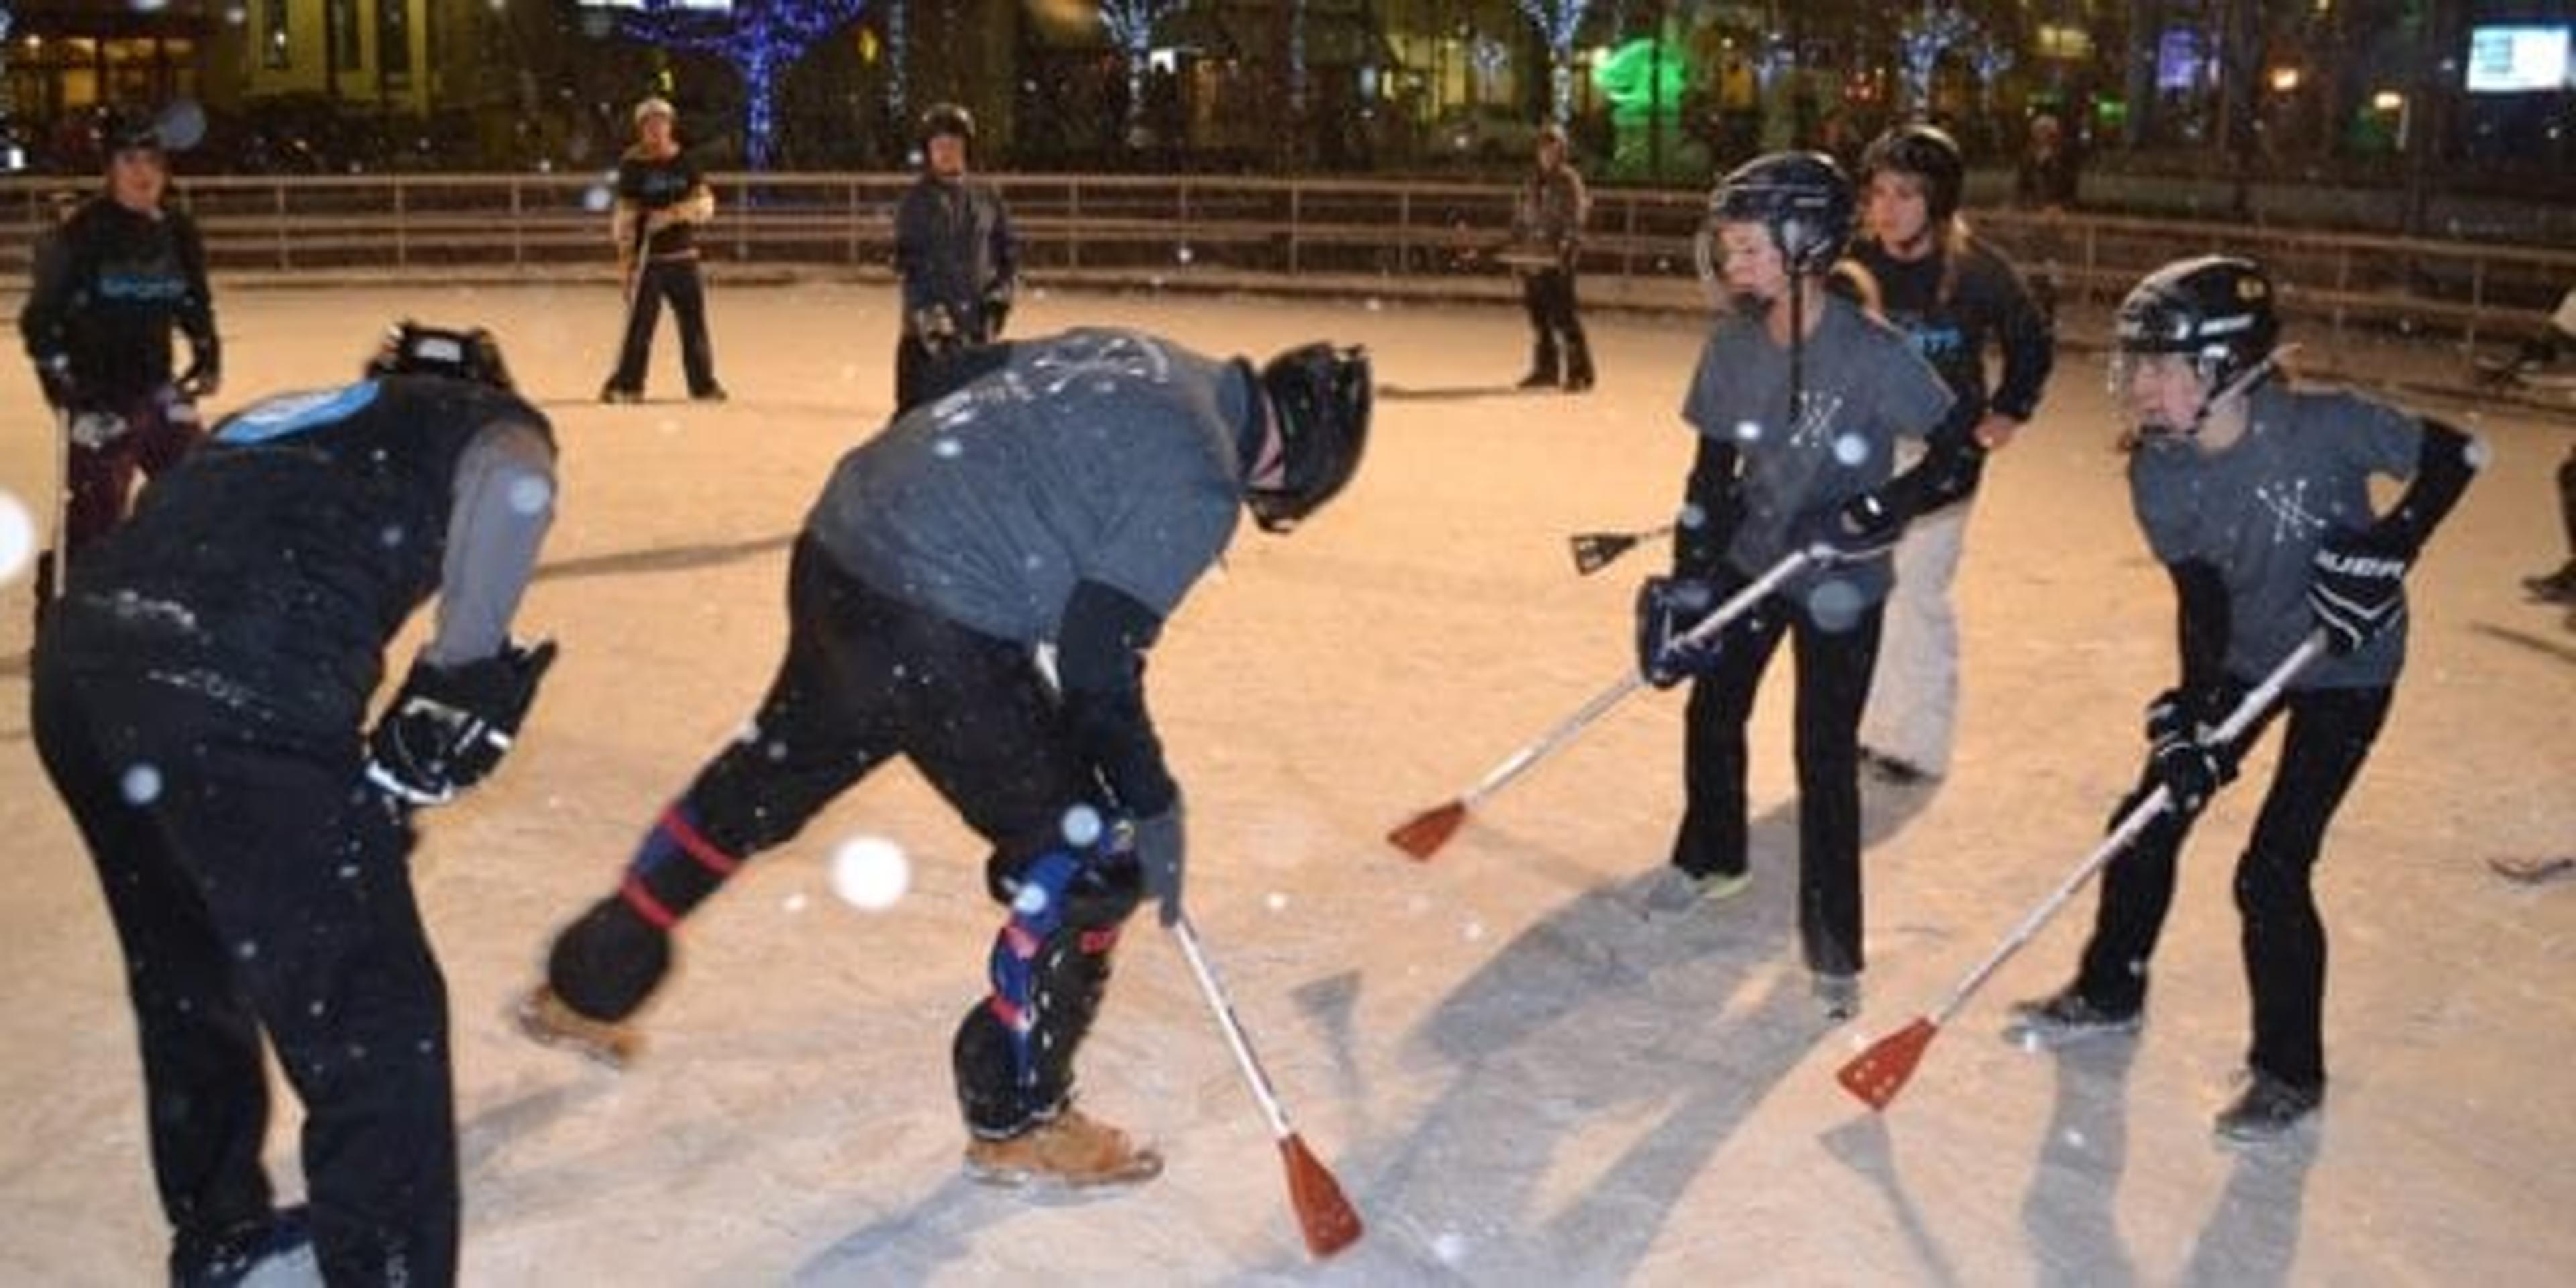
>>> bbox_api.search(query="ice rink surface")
[1,282,2571,1285]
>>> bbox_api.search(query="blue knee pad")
[955,843,1142,1134]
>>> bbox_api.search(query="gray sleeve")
[424,419,557,667]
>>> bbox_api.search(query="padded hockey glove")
[1128,805,1186,928]
[366,639,559,807]
[1799,491,1905,562]
[1635,576,1735,689]
[2307,532,2410,655]
[912,305,962,357]
[2143,680,2247,748]
[981,278,1016,341]
[2149,732,2232,816]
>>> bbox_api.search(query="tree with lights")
[1098,0,1189,148]
[1896,0,1986,120]
[616,0,873,170]
[1513,0,1592,125]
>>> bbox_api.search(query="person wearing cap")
[1510,122,1594,391]
[600,96,726,403]
[893,101,1020,413]
[19,107,221,609]
[30,322,560,1283]
[515,327,1371,1191]
[1847,123,2055,788]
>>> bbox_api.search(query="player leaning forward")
[2006,255,2483,1142]
[520,327,1372,1187]
[32,324,558,1283]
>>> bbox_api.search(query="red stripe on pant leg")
[659,805,741,877]
[620,874,678,930]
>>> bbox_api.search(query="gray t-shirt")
[1680,295,1954,607]
[807,328,1254,642]
[2129,382,2423,689]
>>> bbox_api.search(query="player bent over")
[32,324,559,1283]
[520,327,1371,1189]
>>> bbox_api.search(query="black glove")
[2149,733,2232,815]
[981,280,1015,341]
[2143,680,2246,747]
[1800,490,1905,561]
[1128,805,1185,928]
[35,354,77,409]
[1635,575,1736,689]
[2308,531,2410,655]
[366,639,559,807]
[912,305,961,357]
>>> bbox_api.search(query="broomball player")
[19,107,221,608]
[2004,256,2481,1143]
[30,324,559,1284]
[520,327,1371,1189]
[1634,151,1964,1020]
[1848,123,2057,787]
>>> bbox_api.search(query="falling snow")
[0,283,2567,1283]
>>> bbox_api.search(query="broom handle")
[1171,914,1295,1142]
[1459,546,1817,810]
[1928,633,2329,1026]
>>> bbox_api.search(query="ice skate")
[174,1205,318,1288]
[963,1106,1163,1191]
[2522,560,2576,604]
[2002,986,2142,1050]
[1641,865,1752,916]
[513,985,641,1069]
[2214,1069,2323,1143]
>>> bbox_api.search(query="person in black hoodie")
[600,97,725,403]
[1847,123,2056,786]
[19,107,219,608]
[32,323,560,1284]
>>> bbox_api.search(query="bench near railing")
[1,173,2565,356]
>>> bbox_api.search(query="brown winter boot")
[513,985,642,1070]
[963,1106,1165,1191]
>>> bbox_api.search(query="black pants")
[30,661,455,1285]
[1519,266,1590,383]
[2072,684,2392,1090]
[1670,589,1883,976]
[564,537,1124,1132]
[607,257,720,397]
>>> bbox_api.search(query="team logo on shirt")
[1788,388,1846,454]
[2255,475,2328,544]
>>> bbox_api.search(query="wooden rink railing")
[1,171,2569,362]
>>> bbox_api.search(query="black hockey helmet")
[1860,122,1966,223]
[366,320,516,392]
[1248,343,1372,533]
[921,103,975,144]
[2114,255,2279,392]
[1703,150,1855,276]
[95,106,164,159]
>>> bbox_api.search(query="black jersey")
[43,376,556,733]
[19,196,217,402]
